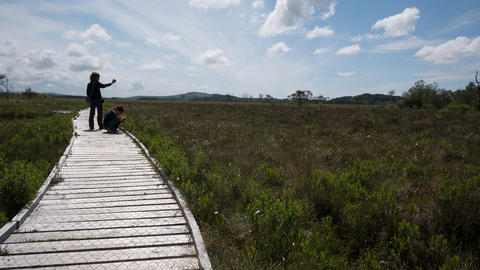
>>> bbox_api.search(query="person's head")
[113,105,124,114]
[90,72,100,82]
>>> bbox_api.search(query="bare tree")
[0,74,14,100]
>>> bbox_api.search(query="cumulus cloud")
[189,0,240,10]
[252,0,264,9]
[66,43,88,57]
[372,7,420,37]
[165,33,182,42]
[138,60,166,70]
[336,44,362,55]
[0,39,19,56]
[267,42,291,57]
[415,36,480,64]
[320,0,337,20]
[192,49,233,66]
[258,0,337,36]
[63,24,112,41]
[314,47,330,54]
[26,49,57,69]
[337,71,357,77]
[306,25,334,39]
[145,38,161,47]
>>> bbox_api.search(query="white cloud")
[0,39,18,57]
[138,59,166,70]
[314,47,330,54]
[68,55,101,71]
[26,49,57,69]
[252,0,264,9]
[372,7,420,37]
[63,24,112,41]
[250,12,267,24]
[320,0,337,20]
[165,33,182,42]
[145,38,161,47]
[350,35,362,42]
[336,44,362,55]
[258,0,336,36]
[415,36,480,64]
[116,42,131,47]
[267,42,291,57]
[66,43,87,57]
[192,49,233,66]
[189,0,240,10]
[306,25,334,39]
[337,71,357,77]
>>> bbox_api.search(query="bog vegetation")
[0,99,84,225]
[121,101,480,269]
[1,79,480,268]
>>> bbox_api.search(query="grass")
[120,101,480,269]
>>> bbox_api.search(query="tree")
[0,74,14,100]
[288,90,312,106]
[354,95,362,108]
[23,87,37,100]
[401,80,453,109]
[388,90,395,104]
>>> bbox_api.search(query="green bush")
[0,159,49,217]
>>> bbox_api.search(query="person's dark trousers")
[89,99,103,129]
[105,118,121,131]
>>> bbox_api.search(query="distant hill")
[328,93,402,105]
[48,91,401,105]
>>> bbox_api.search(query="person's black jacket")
[103,110,117,127]
[86,81,112,100]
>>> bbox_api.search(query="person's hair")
[113,105,124,113]
[90,72,100,82]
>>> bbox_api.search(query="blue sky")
[0,0,479,99]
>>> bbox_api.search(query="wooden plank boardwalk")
[0,109,211,269]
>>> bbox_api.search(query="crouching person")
[103,105,125,134]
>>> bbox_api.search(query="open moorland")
[2,99,480,269]
[121,101,480,269]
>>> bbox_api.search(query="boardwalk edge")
[122,128,213,270]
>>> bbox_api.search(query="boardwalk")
[0,110,211,269]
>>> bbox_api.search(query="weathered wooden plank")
[4,224,189,243]
[0,246,197,269]
[18,217,187,232]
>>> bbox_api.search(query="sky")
[0,0,479,99]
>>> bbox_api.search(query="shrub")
[0,159,49,217]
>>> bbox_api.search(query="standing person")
[86,72,116,130]
[103,105,125,134]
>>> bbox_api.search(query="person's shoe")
[107,129,117,134]
[89,127,94,130]
[98,126,104,130]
